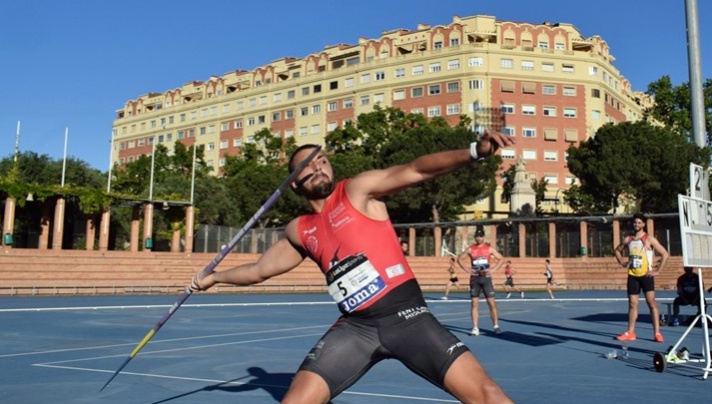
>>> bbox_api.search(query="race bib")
[471,256,490,271]
[326,253,386,313]
[629,255,643,269]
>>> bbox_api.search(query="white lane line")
[0,325,330,358]
[0,300,335,313]
[34,332,326,365]
[33,363,458,402]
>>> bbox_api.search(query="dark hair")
[475,229,485,237]
[288,144,320,174]
[632,212,647,222]
[684,266,694,271]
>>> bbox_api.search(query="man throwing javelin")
[190,132,514,403]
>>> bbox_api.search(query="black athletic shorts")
[504,278,514,287]
[626,274,655,295]
[297,306,470,398]
[470,275,496,298]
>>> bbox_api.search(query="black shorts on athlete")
[626,274,655,295]
[297,283,469,398]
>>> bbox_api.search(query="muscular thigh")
[380,312,469,388]
[298,317,385,397]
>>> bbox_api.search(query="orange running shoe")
[616,331,636,341]
[654,332,664,342]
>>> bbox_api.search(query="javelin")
[100,145,322,391]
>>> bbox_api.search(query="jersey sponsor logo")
[328,202,353,230]
[397,305,430,320]
[385,263,405,278]
[302,226,317,236]
[305,235,318,254]
[337,278,386,313]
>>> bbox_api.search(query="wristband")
[469,141,484,161]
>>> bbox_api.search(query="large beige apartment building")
[111,14,650,218]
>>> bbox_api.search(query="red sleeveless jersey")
[298,180,417,314]
[468,243,492,276]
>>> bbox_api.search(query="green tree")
[645,75,712,141]
[566,121,710,213]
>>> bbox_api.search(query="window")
[412,65,424,75]
[543,106,557,117]
[343,98,353,108]
[522,128,536,138]
[286,109,295,119]
[220,123,229,131]
[427,106,441,117]
[393,89,406,100]
[544,128,557,140]
[562,64,575,74]
[207,142,215,151]
[220,140,228,150]
[273,93,282,102]
[522,82,536,94]
[412,87,424,98]
[500,80,514,92]
[468,57,484,67]
[312,105,321,114]
[469,102,482,112]
[301,87,310,96]
[501,149,516,159]
[433,41,443,49]
[589,66,599,76]
[555,42,565,50]
[538,40,549,48]
[541,62,554,72]
[360,73,371,84]
[360,95,370,105]
[592,110,601,120]
[313,84,321,93]
[374,93,384,103]
[327,101,338,111]
[563,86,576,96]
[502,126,515,136]
[501,104,515,114]
[394,68,406,78]
[272,112,281,121]
[327,122,337,131]
[500,58,513,69]
[344,77,354,87]
[522,105,536,115]
[543,84,556,95]
[565,129,579,142]
[257,116,265,124]
[563,107,577,118]
[447,59,460,70]
[446,104,460,115]
[259,96,267,105]
[222,104,230,113]
[521,60,534,71]
[429,62,441,73]
[544,151,558,161]
[450,38,460,46]
[544,174,558,184]
[284,129,294,138]
[428,84,441,95]
[330,81,338,90]
[287,90,295,99]
[311,124,321,134]
[522,150,537,160]
[469,79,484,90]
[299,127,308,136]
[375,71,385,81]
[300,107,308,116]
[591,88,601,98]
[447,82,460,93]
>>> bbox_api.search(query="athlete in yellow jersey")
[614,213,669,343]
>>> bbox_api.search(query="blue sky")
[1,0,710,172]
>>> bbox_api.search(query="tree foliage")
[645,75,712,141]
[566,121,710,213]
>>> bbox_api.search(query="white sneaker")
[520,292,524,298]
[441,296,448,300]
[494,325,502,335]
[469,327,480,336]
[506,293,511,299]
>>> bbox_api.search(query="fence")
[194,213,682,258]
